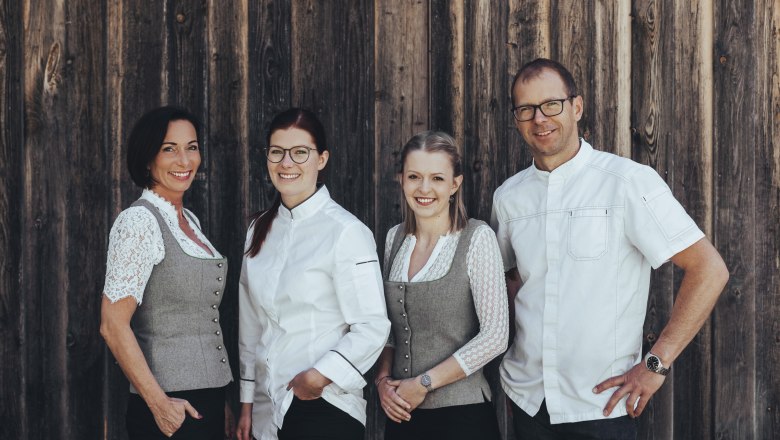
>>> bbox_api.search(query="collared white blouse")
[238,186,390,440]
[492,140,704,424]
[103,188,221,304]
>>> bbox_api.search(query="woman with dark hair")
[236,108,389,440]
[100,106,234,439]
[375,131,508,440]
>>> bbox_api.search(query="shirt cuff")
[313,350,367,391]
[239,379,255,403]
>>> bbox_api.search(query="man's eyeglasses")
[511,96,576,122]
[264,146,318,164]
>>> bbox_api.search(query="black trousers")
[278,397,364,440]
[385,402,501,440]
[126,387,225,440]
[511,399,637,440]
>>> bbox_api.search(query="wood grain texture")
[506,0,548,187]
[551,0,625,154]
[0,0,24,438]
[754,1,780,437]
[463,0,509,222]
[429,0,464,143]
[292,0,376,229]
[712,0,760,437]
[205,0,249,408]
[104,2,169,438]
[631,1,714,438]
[373,0,428,254]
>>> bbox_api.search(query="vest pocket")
[567,208,609,260]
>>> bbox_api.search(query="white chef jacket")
[491,140,704,424]
[238,186,390,439]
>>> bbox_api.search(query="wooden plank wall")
[1,1,778,439]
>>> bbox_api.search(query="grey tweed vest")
[129,199,233,393]
[384,219,492,409]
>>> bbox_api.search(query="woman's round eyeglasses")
[264,146,318,164]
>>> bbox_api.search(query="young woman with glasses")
[236,108,390,440]
[374,131,508,440]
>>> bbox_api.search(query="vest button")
[213,318,218,323]
[399,299,403,303]
[404,327,408,331]
[398,285,403,290]
[217,345,223,350]
[401,313,406,317]
[405,354,409,359]
[218,263,224,268]
[217,276,223,281]
[404,340,408,344]
[212,304,217,309]
[403,368,408,372]
[215,330,221,335]
[214,291,220,295]
[221,358,226,363]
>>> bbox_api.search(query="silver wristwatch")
[643,352,670,376]
[420,373,434,392]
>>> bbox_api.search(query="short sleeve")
[102,207,165,304]
[624,166,705,269]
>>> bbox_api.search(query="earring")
[449,195,455,203]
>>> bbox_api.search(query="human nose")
[280,149,295,166]
[533,105,549,122]
[175,148,192,165]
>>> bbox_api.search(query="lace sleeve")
[102,207,165,304]
[453,225,509,375]
[383,225,400,348]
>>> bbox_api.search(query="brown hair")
[245,108,327,258]
[398,131,468,235]
[511,58,578,106]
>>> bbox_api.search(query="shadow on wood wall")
[1,1,778,439]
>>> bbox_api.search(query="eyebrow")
[162,139,199,145]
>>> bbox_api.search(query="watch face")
[421,374,431,386]
[646,355,660,370]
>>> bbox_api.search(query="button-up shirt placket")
[542,172,564,414]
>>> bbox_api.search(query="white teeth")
[536,130,552,136]
[170,171,190,178]
[279,173,300,179]
[416,197,434,204]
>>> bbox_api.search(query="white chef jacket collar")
[278,184,330,220]
[532,139,593,180]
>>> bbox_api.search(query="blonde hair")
[398,131,468,235]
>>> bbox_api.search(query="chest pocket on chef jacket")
[567,208,609,260]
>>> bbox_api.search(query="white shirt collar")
[278,185,330,220]
[533,139,593,180]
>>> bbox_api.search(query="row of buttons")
[398,285,410,373]
[216,262,226,363]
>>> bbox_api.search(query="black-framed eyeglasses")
[511,96,576,122]
[264,145,318,164]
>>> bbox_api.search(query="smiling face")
[512,68,583,171]
[402,150,463,227]
[268,127,329,208]
[149,119,201,202]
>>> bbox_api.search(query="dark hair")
[126,105,202,188]
[245,108,327,257]
[398,131,468,235]
[511,58,578,106]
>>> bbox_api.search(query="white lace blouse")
[384,223,508,376]
[103,189,222,305]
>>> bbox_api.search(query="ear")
[317,150,330,170]
[572,95,584,122]
[452,174,464,195]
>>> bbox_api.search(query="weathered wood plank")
[712,0,760,438]
[430,0,464,144]
[371,1,428,437]
[205,0,250,411]
[506,0,549,179]
[290,0,376,232]
[104,2,169,438]
[551,0,629,155]
[373,0,428,262]
[754,1,780,438]
[462,0,508,221]
[631,1,714,438]
[173,0,210,230]
[0,0,25,438]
